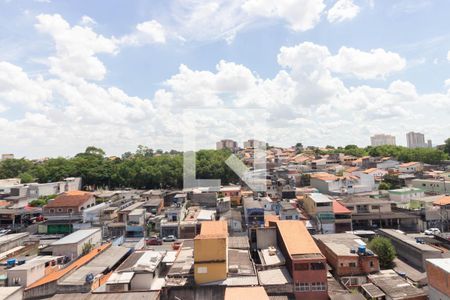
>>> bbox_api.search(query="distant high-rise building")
[370,134,396,147]
[406,132,429,148]
[1,154,14,161]
[243,139,266,149]
[216,139,238,152]
[427,139,433,148]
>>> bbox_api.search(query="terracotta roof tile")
[45,191,93,208]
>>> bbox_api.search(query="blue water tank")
[358,245,366,254]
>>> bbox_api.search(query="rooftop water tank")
[358,245,366,255]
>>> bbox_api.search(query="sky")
[1,0,450,158]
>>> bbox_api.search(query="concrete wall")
[426,261,450,299]
[256,227,277,249]
[52,230,102,259]
[8,264,45,287]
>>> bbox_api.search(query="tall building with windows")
[406,132,430,148]
[370,134,396,146]
[216,139,238,152]
[243,139,266,149]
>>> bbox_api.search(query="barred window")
[311,282,327,291]
[295,282,310,292]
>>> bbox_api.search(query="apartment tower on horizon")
[406,132,431,148]
[370,134,396,147]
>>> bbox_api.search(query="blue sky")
[1,0,450,158]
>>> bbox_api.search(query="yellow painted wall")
[194,237,227,262]
[194,262,227,284]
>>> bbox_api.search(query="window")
[372,205,380,210]
[197,266,208,274]
[49,209,55,214]
[294,263,309,271]
[57,208,63,212]
[68,208,73,213]
[349,262,357,268]
[295,282,310,292]
[311,282,326,291]
[370,261,374,267]
[310,262,325,270]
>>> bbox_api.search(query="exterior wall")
[426,261,450,299]
[256,227,277,249]
[194,262,227,284]
[8,264,45,287]
[291,258,328,300]
[52,230,102,259]
[194,238,227,262]
[309,179,330,194]
[428,286,449,300]
[412,179,450,194]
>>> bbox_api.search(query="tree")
[444,138,450,156]
[295,143,304,154]
[19,172,34,183]
[368,237,396,269]
[378,182,391,190]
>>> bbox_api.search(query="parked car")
[162,235,177,242]
[424,228,441,235]
[146,237,163,245]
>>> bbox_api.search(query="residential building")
[303,193,335,234]
[271,220,328,300]
[194,221,228,284]
[43,191,96,222]
[243,139,266,149]
[1,153,14,160]
[426,258,450,300]
[243,197,265,226]
[376,158,400,170]
[216,139,239,152]
[377,229,443,271]
[310,173,374,195]
[279,202,300,220]
[220,185,241,206]
[314,233,379,284]
[0,232,30,253]
[406,132,428,148]
[412,178,450,194]
[339,196,420,231]
[368,270,427,300]
[57,245,129,294]
[398,161,424,173]
[7,256,61,287]
[333,200,352,233]
[106,250,163,292]
[142,198,163,214]
[126,208,146,238]
[389,187,425,203]
[50,228,102,259]
[370,134,396,146]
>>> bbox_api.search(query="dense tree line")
[317,144,449,165]
[0,146,239,190]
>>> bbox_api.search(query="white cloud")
[80,15,96,27]
[120,20,166,45]
[35,14,118,81]
[0,61,52,109]
[242,0,326,32]
[325,47,406,79]
[327,0,360,23]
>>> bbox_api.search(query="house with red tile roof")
[43,191,95,223]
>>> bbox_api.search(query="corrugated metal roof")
[51,229,100,245]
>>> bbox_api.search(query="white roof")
[107,271,134,284]
[51,228,100,245]
[197,209,215,221]
[129,208,145,216]
[427,258,450,272]
[162,251,177,264]
[309,193,332,203]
